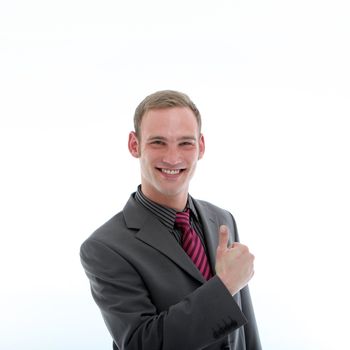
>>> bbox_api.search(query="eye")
[150,140,166,146]
[180,141,195,146]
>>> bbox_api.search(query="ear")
[198,133,205,160]
[128,131,140,158]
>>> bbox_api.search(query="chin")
[156,184,187,198]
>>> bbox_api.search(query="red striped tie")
[175,209,212,280]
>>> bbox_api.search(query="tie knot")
[175,209,191,229]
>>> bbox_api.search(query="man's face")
[128,107,205,208]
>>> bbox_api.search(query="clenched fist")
[215,225,255,295]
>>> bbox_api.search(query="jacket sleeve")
[228,212,262,350]
[80,238,248,350]
[241,285,262,350]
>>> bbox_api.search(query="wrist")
[217,273,239,296]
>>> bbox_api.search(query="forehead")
[140,107,199,136]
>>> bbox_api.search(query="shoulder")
[80,193,152,259]
[90,211,126,239]
[81,193,144,248]
[79,208,139,275]
[80,210,126,252]
[194,198,236,222]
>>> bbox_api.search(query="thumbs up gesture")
[215,225,255,295]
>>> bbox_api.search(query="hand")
[215,225,255,295]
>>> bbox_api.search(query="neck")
[140,186,188,212]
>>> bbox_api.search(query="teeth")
[161,169,180,175]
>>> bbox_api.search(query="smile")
[159,168,183,175]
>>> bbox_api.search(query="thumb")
[218,225,229,250]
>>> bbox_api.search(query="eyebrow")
[147,136,197,142]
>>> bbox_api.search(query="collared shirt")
[134,185,208,249]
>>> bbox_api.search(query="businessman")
[80,90,261,349]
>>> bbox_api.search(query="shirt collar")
[187,195,199,221]
[135,185,198,228]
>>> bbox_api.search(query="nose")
[162,144,182,166]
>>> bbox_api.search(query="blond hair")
[133,90,201,138]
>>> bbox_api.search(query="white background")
[1,1,349,349]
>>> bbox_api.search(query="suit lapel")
[123,195,205,283]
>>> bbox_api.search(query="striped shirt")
[134,186,208,250]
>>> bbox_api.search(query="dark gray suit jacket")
[80,194,261,350]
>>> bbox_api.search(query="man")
[80,90,261,349]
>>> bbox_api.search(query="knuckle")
[241,244,249,252]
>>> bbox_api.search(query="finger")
[218,225,229,249]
